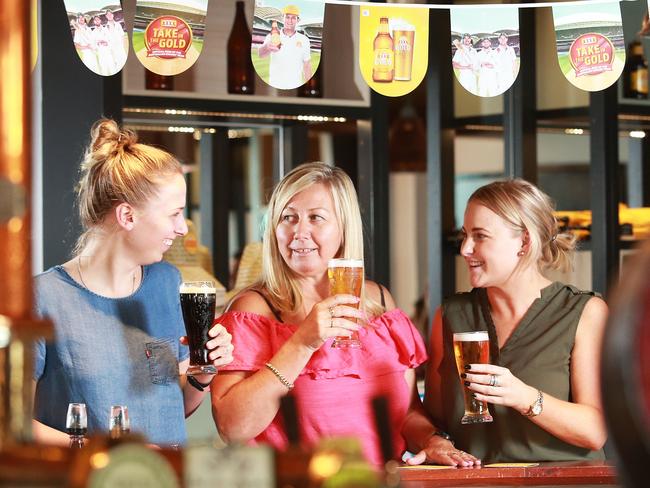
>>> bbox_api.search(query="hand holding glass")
[328,259,363,349]
[109,405,130,439]
[453,332,493,424]
[180,281,217,375]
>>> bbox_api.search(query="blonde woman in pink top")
[210,162,427,466]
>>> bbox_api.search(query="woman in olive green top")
[403,179,608,466]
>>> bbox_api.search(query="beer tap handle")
[372,395,394,464]
[280,394,300,445]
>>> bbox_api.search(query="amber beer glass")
[393,23,415,81]
[328,259,363,348]
[453,331,493,424]
[180,281,217,375]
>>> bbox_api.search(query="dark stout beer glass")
[180,281,217,375]
[328,259,364,349]
[453,331,493,424]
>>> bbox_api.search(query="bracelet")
[265,362,294,390]
[432,430,454,444]
[187,375,212,392]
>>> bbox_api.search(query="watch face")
[532,403,543,415]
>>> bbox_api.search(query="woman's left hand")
[464,364,538,415]
[180,323,234,368]
[205,323,234,368]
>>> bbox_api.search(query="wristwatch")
[187,375,212,392]
[524,389,544,417]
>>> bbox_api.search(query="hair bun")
[89,119,137,158]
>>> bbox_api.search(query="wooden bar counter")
[398,460,618,487]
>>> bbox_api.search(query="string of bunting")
[61,0,643,98]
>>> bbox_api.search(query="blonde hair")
[468,179,576,272]
[255,162,382,316]
[74,119,182,254]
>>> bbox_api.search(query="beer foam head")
[180,282,216,294]
[453,331,489,342]
[328,258,363,268]
[390,18,415,32]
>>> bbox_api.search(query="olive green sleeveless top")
[424,281,605,462]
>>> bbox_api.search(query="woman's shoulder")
[228,288,280,321]
[365,280,397,311]
[34,265,75,293]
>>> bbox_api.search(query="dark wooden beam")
[504,8,537,183]
[589,86,620,296]
[427,6,456,333]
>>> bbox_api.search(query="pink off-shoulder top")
[217,307,428,466]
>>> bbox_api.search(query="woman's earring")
[517,250,525,257]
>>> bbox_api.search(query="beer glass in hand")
[66,402,87,448]
[453,331,493,424]
[328,258,363,349]
[109,405,130,439]
[180,281,217,375]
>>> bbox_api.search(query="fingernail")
[460,373,467,379]
[464,365,471,370]
[464,381,470,387]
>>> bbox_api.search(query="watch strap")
[187,375,212,391]
[432,430,453,443]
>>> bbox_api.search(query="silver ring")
[489,374,497,387]
[329,307,334,328]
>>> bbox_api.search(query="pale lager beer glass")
[328,258,363,348]
[393,22,415,81]
[453,331,493,424]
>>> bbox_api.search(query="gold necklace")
[77,256,138,294]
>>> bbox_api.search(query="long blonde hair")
[256,162,383,316]
[468,179,576,272]
[74,119,182,254]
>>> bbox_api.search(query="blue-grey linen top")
[33,261,189,446]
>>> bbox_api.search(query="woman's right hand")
[293,294,365,350]
[406,435,481,467]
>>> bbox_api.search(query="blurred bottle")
[275,395,311,488]
[270,20,282,48]
[228,0,255,94]
[625,40,648,99]
[298,52,323,98]
[145,69,174,91]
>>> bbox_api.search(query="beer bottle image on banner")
[228,0,255,94]
[270,20,281,48]
[372,17,394,82]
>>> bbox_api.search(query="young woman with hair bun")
[403,179,608,465]
[32,119,233,447]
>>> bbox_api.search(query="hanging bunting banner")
[552,1,625,92]
[450,7,520,97]
[133,0,208,76]
[63,1,129,76]
[252,0,325,90]
[359,5,428,97]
